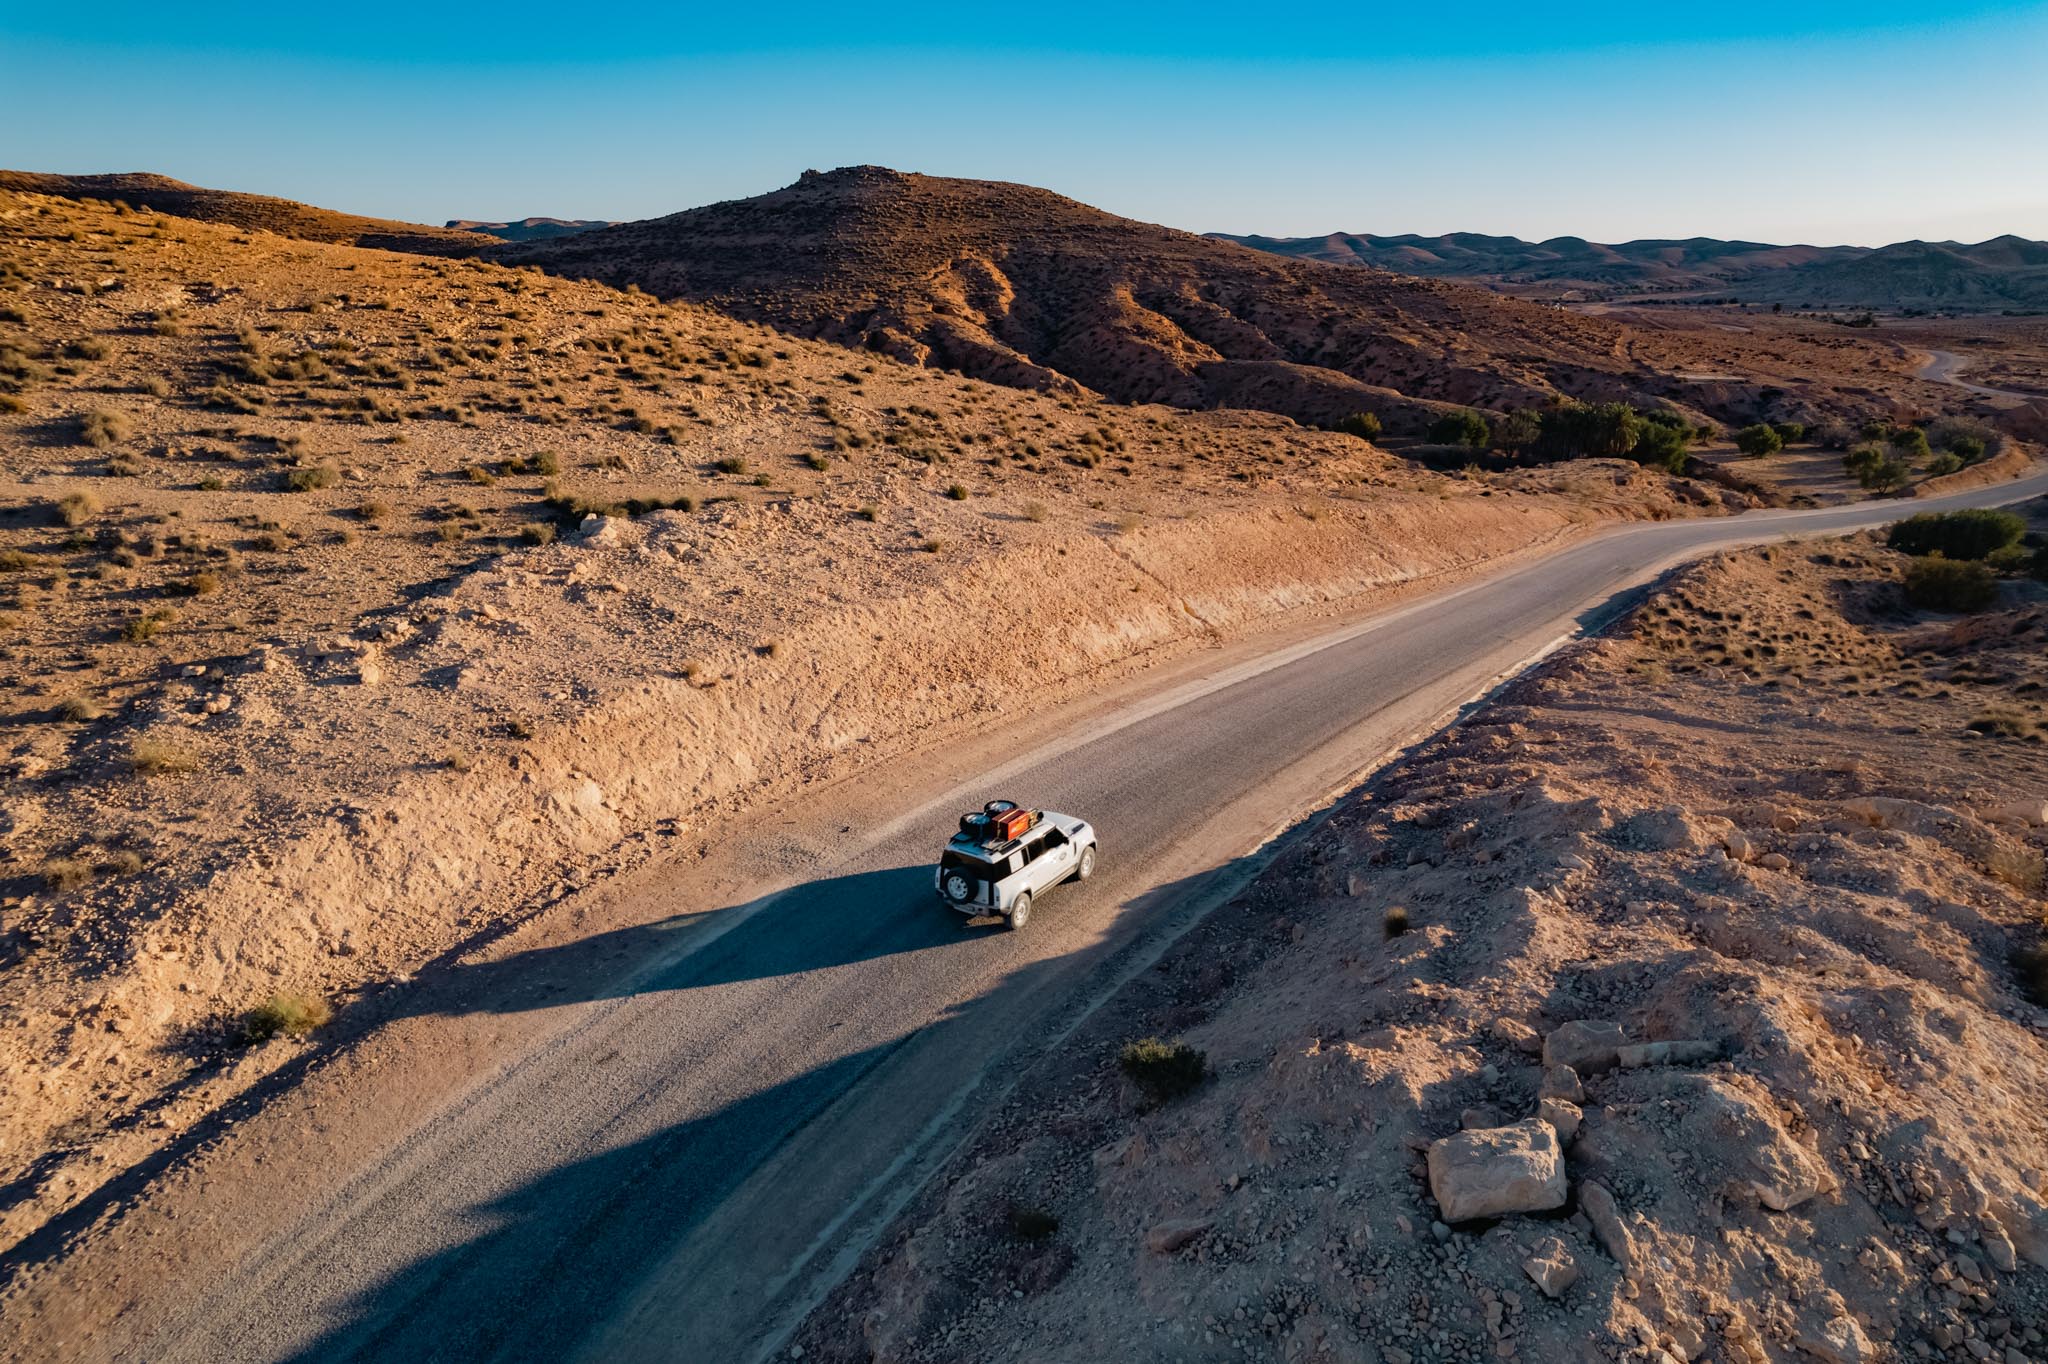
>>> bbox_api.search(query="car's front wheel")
[1075,844,1097,882]
[1007,891,1032,930]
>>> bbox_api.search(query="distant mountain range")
[446,217,611,242]
[1209,230,2048,312]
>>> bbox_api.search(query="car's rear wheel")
[1007,891,1032,930]
[1076,844,1097,882]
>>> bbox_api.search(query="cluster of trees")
[1336,400,2002,491]
[1888,508,2033,612]
[1409,401,1710,474]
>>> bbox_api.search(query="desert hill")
[447,217,611,242]
[2,182,1734,1256]
[0,171,486,256]
[1215,226,2048,311]
[491,166,1701,433]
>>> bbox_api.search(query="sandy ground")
[792,512,2048,1364]
[0,188,1736,1259]
[3,182,2043,1340]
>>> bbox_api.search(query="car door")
[1035,827,1076,888]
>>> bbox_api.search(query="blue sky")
[5,2,2046,245]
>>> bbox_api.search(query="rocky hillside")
[795,520,2048,1363]
[0,184,1726,1258]
[0,171,486,256]
[491,167,1723,434]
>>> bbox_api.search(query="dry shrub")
[130,738,200,775]
[1118,1037,1207,1104]
[41,858,92,892]
[1986,845,2046,897]
[283,462,340,492]
[240,990,332,1043]
[56,491,100,526]
[79,409,129,448]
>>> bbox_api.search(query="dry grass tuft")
[129,738,201,775]
[239,990,333,1043]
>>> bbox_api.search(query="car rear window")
[941,849,1009,877]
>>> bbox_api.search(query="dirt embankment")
[0,466,1713,1255]
[1915,444,2037,498]
[793,527,2048,1364]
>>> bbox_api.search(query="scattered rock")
[1521,1236,1578,1297]
[1622,806,1700,851]
[1985,798,2047,829]
[1795,1314,1874,1364]
[1538,1097,1582,1144]
[1490,1017,1544,1055]
[1426,1119,1567,1222]
[1144,1218,1211,1255]
[1539,1064,1584,1103]
[1544,1020,1626,1075]
[1616,1039,1721,1069]
[1578,1180,1637,1273]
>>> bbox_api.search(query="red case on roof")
[993,807,1035,840]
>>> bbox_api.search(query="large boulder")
[1427,1119,1567,1222]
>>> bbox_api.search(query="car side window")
[1044,829,1068,851]
[1020,837,1045,865]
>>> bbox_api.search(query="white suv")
[937,801,1098,929]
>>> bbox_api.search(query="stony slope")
[492,167,1708,433]
[794,523,2048,1364]
[0,185,1723,1258]
[0,171,487,256]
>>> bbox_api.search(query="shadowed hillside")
[495,166,1686,433]
[448,217,611,243]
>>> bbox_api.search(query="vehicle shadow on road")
[93,829,1290,1363]
[380,863,970,1022]
[268,1039,912,1364]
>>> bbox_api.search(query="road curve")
[32,470,2048,1364]
[1913,347,2042,403]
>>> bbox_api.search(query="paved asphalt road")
[129,471,2048,1364]
[1914,348,2041,404]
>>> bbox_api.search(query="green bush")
[1427,409,1490,449]
[1734,424,1784,457]
[1927,416,1999,461]
[2015,945,2048,1008]
[1770,421,1807,444]
[1903,555,1996,612]
[1889,427,1932,459]
[1118,1037,1207,1104]
[1006,1205,1060,1242]
[1492,410,1541,456]
[1335,411,1382,441]
[1630,422,1691,473]
[1537,402,1642,459]
[1844,444,1908,491]
[1886,509,2024,561]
